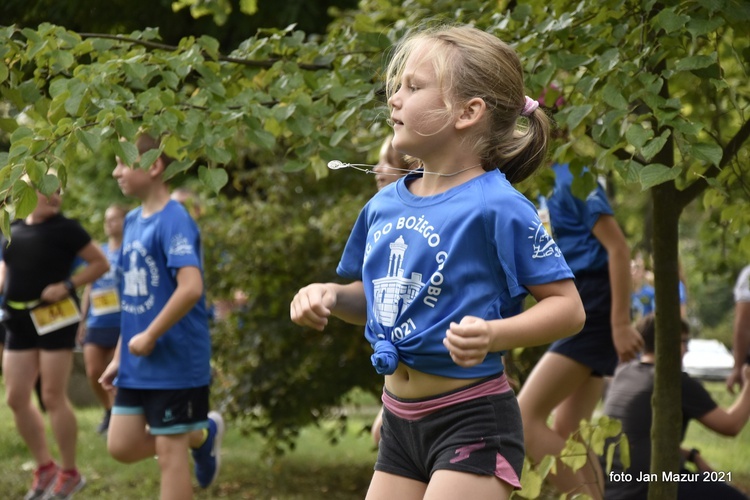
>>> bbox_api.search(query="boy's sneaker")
[96,409,112,435]
[191,411,225,488]
[24,462,59,500]
[44,469,86,499]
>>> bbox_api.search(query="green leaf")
[625,123,653,149]
[163,159,195,180]
[198,165,228,193]
[641,130,670,162]
[690,142,723,166]
[674,54,716,72]
[239,0,258,15]
[330,128,347,147]
[639,163,680,190]
[652,8,690,33]
[618,435,631,469]
[14,181,38,219]
[138,148,162,169]
[112,140,138,166]
[602,84,628,110]
[75,129,101,153]
[564,105,593,131]
[38,174,60,197]
[560,440,588,472]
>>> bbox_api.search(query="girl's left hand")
[444,316,491,367]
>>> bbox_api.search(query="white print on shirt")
[365,215,440,259]
[169,234,194,256]
[530,217,562,259]
[372,235,424,327]
[122,240,159,314]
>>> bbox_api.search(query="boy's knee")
[107,440,139,463]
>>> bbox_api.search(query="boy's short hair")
[135,133,175,168]
[636,313,690,354]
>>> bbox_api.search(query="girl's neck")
[640,353,655,364]
[411,157,485,196]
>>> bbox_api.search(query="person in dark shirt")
[0,182,108,499]
[602,314,750,499]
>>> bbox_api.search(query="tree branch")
[676,118,750,209]
[78,33,333,71]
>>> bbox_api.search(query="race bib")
[90,288,121,316]
[30,297,81,336]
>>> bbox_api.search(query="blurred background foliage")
[1,0,749,458]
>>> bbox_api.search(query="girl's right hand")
[290,283,337,331]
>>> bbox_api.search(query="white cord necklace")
[327,160,484,177]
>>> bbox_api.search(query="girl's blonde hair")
[385,24,550,184]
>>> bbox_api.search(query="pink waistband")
[382,373,511,421]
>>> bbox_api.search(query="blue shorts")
[376,374,524,488]
[113,386,209,435]
[83,326,120,349]
[549,268,618,376]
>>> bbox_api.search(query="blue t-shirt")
[86,242,122,329]
[546,163,613,274]
[631,284,655,320]
[337,169,574,378]
[115,200,211,389]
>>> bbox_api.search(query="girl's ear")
[455,97,486,130]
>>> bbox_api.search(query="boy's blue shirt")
[115,200,211,389]
[337,169,573,378]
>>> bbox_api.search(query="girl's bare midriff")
[385,363,485,399]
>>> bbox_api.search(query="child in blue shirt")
[291,25,585,500]
[518,163,643,498]
[100,133,224,499]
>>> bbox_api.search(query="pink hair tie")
[521,96,539,116]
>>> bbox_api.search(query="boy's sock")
[191,428,209,449]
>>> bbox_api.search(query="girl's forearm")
[488,293,585,352]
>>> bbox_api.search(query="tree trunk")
[648,182,684,500]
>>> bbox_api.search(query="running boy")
[100,133,224,500]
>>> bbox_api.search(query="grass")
[0,381,748,498]
[0,385,380,499]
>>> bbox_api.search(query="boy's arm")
[99,336,122,391]
[127,265,203,356]
[701,364,750,436]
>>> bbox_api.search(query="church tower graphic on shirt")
[372,235,424,327]
[123,251,148,297]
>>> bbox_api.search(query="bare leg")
[107,413,156,463]
[83,343,115,410]
[155,434,193,500]
[366,471,427,500]
[3,349,53,466]
[517,352,603,499]
[552,375,607,498]
[426,470,512,500]
[39,349,77,470]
